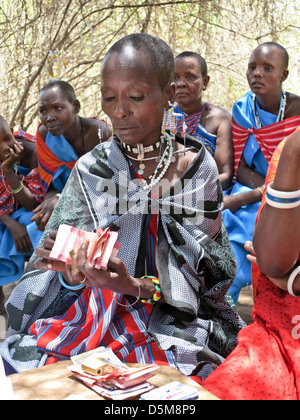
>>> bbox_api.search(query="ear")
[73,99,81,114]
[164,83,176,107]
[203,75,210,91]
[281,69,289,83]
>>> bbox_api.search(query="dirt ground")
[0,282,254,344]
[237,285,254,325]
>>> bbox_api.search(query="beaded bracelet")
[58,271,86,291]
[140,275,162,304]
[266,182,300,209]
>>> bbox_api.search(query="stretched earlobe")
[164,83,175,108]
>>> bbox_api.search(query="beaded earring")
[161,108,169,139]
[169,109,177,136]
[98,116,113,143]
[158,107,169,162]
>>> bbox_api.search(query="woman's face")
[101,49,171,146]
[174,56,209,110]
[39,86,79,137]
[0,118,16,162]
[246,45,289,96]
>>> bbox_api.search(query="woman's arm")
[214,112,234,191]
[2,141,40,211]
[246,241,300,295]
[236,155,265,189]
[223,155,265,212]
[0,214,33,253]
[253,130,300,278]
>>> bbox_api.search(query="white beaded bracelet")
[266,182,300,209]
[287,266,300,297]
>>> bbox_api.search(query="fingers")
[15,236,33,254]
[69,248,84,282]
[43,231,57,250]
[246,254,258,265]
[2,141,23,167]
[34,259,67,272]
[77,239,90,271]
[244,241,258,266]
[31,211,49,232]
[36,212,51,232]
[34,231,65,271]
[23,235,34,254]
[13,140,24,156]
[244,241,255,255]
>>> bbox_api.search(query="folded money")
[49,224,120,270]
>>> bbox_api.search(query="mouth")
[251,81,264,88]
[114,126,137,135]
[175,91,189,97]
[47,124,61,133]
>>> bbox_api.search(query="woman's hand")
[34,231,67,272]
[68,239,139,295]
[35,233,155,299]
[31,195,60,232]
[223,188,263,213]
[10,219,33,254]
[1,140,23,174]
[34,234,139,295]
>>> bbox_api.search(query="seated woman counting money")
[0,34,244,379]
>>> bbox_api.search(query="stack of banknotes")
[68,348,159,400]
[49,224,120,270]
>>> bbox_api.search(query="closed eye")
[130,96,144,102]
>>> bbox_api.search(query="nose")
[253,66,262,77]
[46,110,56,122]
[114,100,131,119]
[175,77,187,87]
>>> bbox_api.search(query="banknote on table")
[67,348,159,400]
[49,224,120,270]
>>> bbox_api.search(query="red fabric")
[13,131,36,142]
[30,286,174,368]
[232,115,300,176]
[203,132,300,400]
[0,168,44,217]
[36,125,77,195]
[203,274,300,400]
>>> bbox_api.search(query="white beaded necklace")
[122,140,161,176]
[123,134,174,193]
[253,91,286,129]
[141,135,173,193]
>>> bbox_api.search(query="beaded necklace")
[141,135,173,193]
[253,91,287,129]
[122,140,161,176]
[123,134,174,193]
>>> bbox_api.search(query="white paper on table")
[0,356,15,400]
